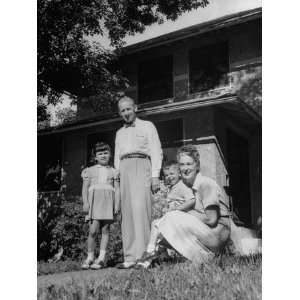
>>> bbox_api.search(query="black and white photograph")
[35,0,263,299]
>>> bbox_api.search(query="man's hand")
[83,202,89,213]
[151,177,160,193]
[114,205,120,215]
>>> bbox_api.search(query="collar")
[95,164,110,168]
[123,117,139,128]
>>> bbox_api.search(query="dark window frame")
[138,55,174,104]
[189,41,229,94]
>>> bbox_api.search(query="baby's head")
[94,142,111,166]
[163,161,181,187]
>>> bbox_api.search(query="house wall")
[76,18,261,119]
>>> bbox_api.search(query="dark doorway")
[227,129,252,226]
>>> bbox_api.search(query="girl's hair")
[94,142,111,154]
[176,144,200,171]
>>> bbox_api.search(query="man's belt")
[120,153,150,160]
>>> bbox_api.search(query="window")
[189,42,229,93]
[138,55,173,103]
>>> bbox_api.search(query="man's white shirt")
[114,118,163,177]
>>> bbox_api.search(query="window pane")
[138,55,173,103]
[189,42,229,93]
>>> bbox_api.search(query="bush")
[37,192,63,261]
[38,183,169,264]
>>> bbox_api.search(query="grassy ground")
[37,255,261,300]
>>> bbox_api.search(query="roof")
[38,92,261,136]
[122,7,261,55]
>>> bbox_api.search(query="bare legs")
[82,220,110,269]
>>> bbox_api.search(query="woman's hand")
[203,205,219,227]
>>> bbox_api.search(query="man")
[114,96,163,269]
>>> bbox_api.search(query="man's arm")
[114,175,121,214]
[149,122,163,193]
[114,131,120,172]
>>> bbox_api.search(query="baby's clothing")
[153,180,195,229]
[81,165,117,221]
[166,180,195,210]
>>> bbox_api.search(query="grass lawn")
[37,254,261,300]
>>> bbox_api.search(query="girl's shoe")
[90,259,105,270]
[81,258,94,269]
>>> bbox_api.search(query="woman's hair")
[94,142,111,154]
[176,144,200,171]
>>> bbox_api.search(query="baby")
[136,161,195,269]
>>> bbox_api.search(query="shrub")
[38,183,169,264]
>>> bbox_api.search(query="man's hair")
[163,160,179,171]
[176,144,200,171]
[117,95,136,107]
[94,142,111,154]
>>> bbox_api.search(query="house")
[38,7,262,227]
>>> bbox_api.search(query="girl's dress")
[81,165,116,222]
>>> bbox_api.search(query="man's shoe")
[116,261,136,269]
[90,260,105,270]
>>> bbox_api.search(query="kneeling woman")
[138,145,231,266]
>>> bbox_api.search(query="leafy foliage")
[37,182,170,263]
[38,0,209,106]
[54,106,77,125]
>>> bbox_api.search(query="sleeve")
[81,168,90,182]
[197,178,220,210]
[182,184,195,202]
[114,131,120,172]
[148,122,163,178]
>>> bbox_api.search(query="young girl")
[81,142,120,269]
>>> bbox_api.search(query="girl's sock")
[87,251,94,261]
[97,250,106,261]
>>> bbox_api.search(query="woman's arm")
[202,205,219,227]
[173,198,196,212]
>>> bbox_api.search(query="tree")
[38,0,210,108]
[54,106,77,125]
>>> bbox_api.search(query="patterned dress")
[81,165,116,221]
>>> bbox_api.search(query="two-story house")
[38,7,262,227]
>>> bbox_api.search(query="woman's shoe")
[81,258,93,269]
[90,259,105,270]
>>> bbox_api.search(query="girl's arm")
[81,169,90,212]
[82,180,89,212]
